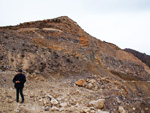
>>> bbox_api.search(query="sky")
[0,0,150,54]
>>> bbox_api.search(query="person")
[13,69,26,103]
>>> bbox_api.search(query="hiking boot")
[16,100,19,103]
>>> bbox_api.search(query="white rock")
[96,109,109,113]
[43,98,50,104]
[89,99,105,109]
[59,107,65,111]
[57,96,63,101]
[46,94,53,99]
[132,107,136,110]
[82,107,91,113]
[51,106,59,111]
[51,98,58,105]
[89,79,97,84]
[75,103,80,107]
[60,102,68,108]
[39,98,42,102]
[91,110,96,113]
[116,97,122,104]
[87,83,93,89]
[118,106,127,113]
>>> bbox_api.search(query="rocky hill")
[124,48,150,68]
[0,16,150,113]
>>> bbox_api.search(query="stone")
[118,106,127,113]
[44,108,49,111]
[89,79,97,84]
[46,94,53,99]
[60,102,68,108]
[43,98,50,104]
[96,109,109,113]
[75,79,86,86]
[51,106,59,111]
[87,83,93,89]
[89,99,105,109]
[51,98,58,105]
[59,107,65,112]
[39,98,42,102]
[82,107,91,113]
[145,108,149,111]
[91,110,96,113]
[116,97,122,104]
[132,107,136,110]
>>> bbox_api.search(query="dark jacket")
[13,74,26,88]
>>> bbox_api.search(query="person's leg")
[20,88,24,102]
[16,88,19,102]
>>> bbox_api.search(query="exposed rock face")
[124,48,150,68]
[0,16,150,80]
[0,16,150,113]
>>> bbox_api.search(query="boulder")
[89,99,105,109]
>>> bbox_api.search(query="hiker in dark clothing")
[13,69,26,103]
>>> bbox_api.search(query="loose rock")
[118,106,127,113]
[75,79,86,86]
[51,98,58,105]
[89,99,105,109]
[51,106,59,111]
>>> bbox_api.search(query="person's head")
[17,69,23,74]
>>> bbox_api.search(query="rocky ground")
[1,71,150,113]
[0,16,150,113]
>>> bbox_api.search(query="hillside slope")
[124,48,150,68]
[0,16,150,112]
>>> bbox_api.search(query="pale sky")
[0,0,150,54]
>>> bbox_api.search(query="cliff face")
[124,48,150,68]
[0,16,150,112]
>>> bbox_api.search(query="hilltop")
[0,16,150,113]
